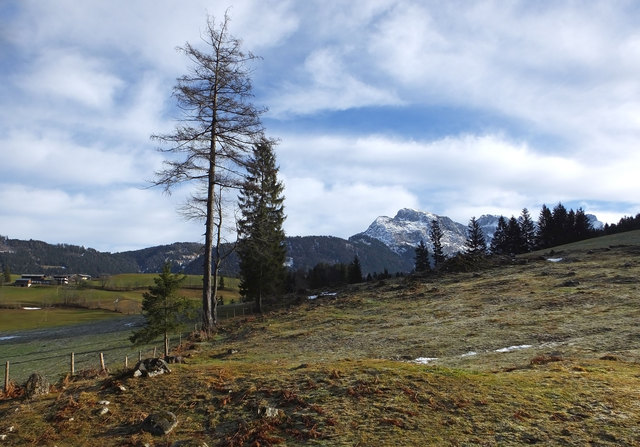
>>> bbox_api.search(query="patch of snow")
[22,307,41,310]
[547,258,563,263]
[308,291,338,300]
[414,357,438,364]
[495,344,532,353]
[461,351,477,357]
[0,336,19,341]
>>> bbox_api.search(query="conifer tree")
[490,216,509,255]
[237,139,286,313]
[574,208,593,240]
[429,219,446,267]
[414,240,430,272]
[348,256,363,283]
[465,216,487,257]
[536,204,554,249]
[519,208,536,252]
[506,216,525,254]
[130,263,190,357]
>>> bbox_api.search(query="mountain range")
[0,208,604,277]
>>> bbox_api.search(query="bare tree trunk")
[202,156,216,334]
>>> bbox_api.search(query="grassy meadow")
[1,231,640,445]
[0,273,242,331]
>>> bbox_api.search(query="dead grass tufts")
[530,354,564,365]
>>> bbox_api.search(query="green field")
[0,308,122,332]
[0,273,242,329]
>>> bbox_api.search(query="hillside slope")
[1,231,640,445]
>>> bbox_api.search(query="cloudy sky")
[1,1,639,252]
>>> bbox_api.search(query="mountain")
[0,209,606,278]
[352,208,470,257]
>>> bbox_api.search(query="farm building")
[20,274,48,284]
[14,278,31,287]
[53,275,69,285]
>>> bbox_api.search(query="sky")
[1,0,640,252]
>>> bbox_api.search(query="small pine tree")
[130,263,190,357]
[348,256,363,284]
[429,219,446,267]
[465,216,487,257]
[3,264,11,284]
[414,240,430,272]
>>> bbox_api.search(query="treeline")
[603,213,640,235]
[0,237,138,276]
[285,256,405,291]
[489,203,597,255]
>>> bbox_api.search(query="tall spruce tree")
[519,208,536,252]
[151,13,265,334]
[536,204,554,249]
[429,219,446,267]
[130,263,190,357]
[465,216,487,257]
[490,216,509,255]
[574,208,593,240]
[414,240,430,272]
[237,139,286,313]
[506,216,525,254]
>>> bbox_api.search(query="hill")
[1,231,640,445]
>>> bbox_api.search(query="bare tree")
[152,13,265,334]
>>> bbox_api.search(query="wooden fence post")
[125,355,128,369]
[70,352,75,376]
[99,352,106,372]
[4,361,9,393]
[139,350,142,361]
[153,347,157,357]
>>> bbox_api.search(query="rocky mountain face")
[353,208,478,257]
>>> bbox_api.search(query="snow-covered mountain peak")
[353,208,468,256]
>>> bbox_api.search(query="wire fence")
[1,301,258,389]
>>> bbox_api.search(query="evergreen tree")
[130,263,190,357]
[506,216,525,254]
[238,139,287,313]
[536,204,554,249]
[2,264,11,284]
[519,208,536,252]
[465,216,487,257]
[348,256,363,283]
[552,203,570,245]
[414,240,430,272]
[574,208,593,240]
[429,219,446,267]
[490,216,509,255]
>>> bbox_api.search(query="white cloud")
[0,183,203,252]
[0,130,157,187]
[282,176,419,237]
[17,50,124,109]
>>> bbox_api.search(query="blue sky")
[1,0,639,252]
